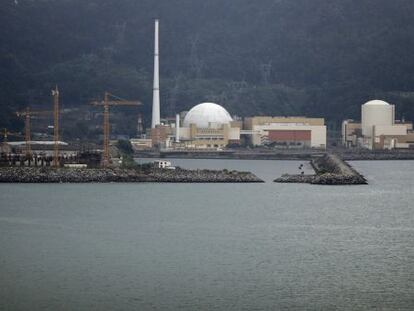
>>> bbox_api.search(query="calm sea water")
[0,159,413,310]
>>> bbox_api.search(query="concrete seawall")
[136,149,414,161]
[275,154,367,185]
[0,167,264,183]
[136,150,325,161]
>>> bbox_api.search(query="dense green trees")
[2,0,414,133]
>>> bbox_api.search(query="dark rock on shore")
[0,167,263,183]
[311,173,367,185]
[333,149,414,161]
[150,168,263,183]
[275,154,367,185]
[274,174,315,183]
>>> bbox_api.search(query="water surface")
[0,160,413,310]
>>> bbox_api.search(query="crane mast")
[16,88,59,164]
[16,108,52,159]
[2,128,23,143]
[52,86,60,167]
[91,92,141,167]
[103,92,110,167]
[24,107,32,158]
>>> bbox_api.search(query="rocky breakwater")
[0,167,263,183]
[151,168,263,183]
[274,154,367,185]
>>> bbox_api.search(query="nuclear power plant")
[137,20,414,153]
[130,19,328,152]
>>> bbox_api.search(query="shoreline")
[134,150,414,161]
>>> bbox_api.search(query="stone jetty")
[0,167,263,183]
[275,154,367,185]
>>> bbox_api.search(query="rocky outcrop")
[274,154,367,185]
[0,167,263,183]
[311,154,367,184]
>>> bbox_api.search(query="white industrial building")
[243,116,327,149]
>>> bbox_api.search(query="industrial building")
[5,141,73,156]
[145,101,328,150]
[161,112,327,150]
[342,100,414,150]
[130,138,152,150]
[243,116,327,149]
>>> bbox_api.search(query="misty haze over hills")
[2,0,414,133]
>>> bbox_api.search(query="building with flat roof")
[130,138,153,150]
[243,116,327,149]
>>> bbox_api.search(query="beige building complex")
[171,105,327,150]
[243,116,327,149]
[136,101,328,151]
[342,100,414,150]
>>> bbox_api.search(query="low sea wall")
[0,167,263,183]
[136,150,325,161]
[275,154,367,185]
[136,149,414,161]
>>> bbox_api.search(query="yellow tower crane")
[16,108,52,159]
[91,92,141,167]
[16,87,60,164]
[2,128,23,143]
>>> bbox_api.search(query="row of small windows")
[195,137,224,140]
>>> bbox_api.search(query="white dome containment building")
[361,100,394,137]
[183,103,233,128]
[342,99,414,150]
[170,102,240,149]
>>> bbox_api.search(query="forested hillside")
[2,0,414,132]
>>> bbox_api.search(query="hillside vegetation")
[2,0,414,134]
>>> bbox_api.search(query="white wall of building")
[130,138,153,150]
[374,124,407,137]
[310,126,327,148]
[361,102,394,137]
[251,124,327,148]
[229,127,240,140]
[178,127,190,140]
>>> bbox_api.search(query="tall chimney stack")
[151,19,161,128]
[175,114,180,143]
